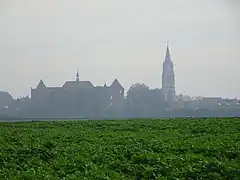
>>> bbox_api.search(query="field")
[0,118,240,179]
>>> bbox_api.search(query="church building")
[30,73,125,118]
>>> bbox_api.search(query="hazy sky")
[0,0,239,98]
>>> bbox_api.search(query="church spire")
[162,42,176,105]
[76,70,79,82]
[165,43,171,62]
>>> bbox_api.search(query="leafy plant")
[0,118,240,179]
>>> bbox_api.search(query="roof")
[36,80,46,89]
[62,81,94,89]
[0,91,13,107]
[111,79,123,89]
[0,91,13,100]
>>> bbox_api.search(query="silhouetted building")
[30,72,124,117]
[162,44,176,105]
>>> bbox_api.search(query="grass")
[0,118,240,179]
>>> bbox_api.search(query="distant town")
[1,45,240,119]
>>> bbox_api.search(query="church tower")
[162,44,176,104]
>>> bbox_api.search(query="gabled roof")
[36,80,46,89]
[0,91,13,100]
[0,91,13,107]
[62,81,94,89]
[111,79,123,89]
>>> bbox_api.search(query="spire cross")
[76,70,79,81]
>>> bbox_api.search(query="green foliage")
[0,118,240,179]
[126,83,165,116]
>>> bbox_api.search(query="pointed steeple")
[111,79,123,89]
[162,42,176,104]
[165,43,171,62]
[36,80,46,89]
[76,70,79,82]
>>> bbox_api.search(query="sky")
[0,0,239,98]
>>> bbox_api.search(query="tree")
[126,83,165,118]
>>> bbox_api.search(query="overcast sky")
[0,0,239,98]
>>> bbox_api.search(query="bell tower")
[162,43,176,104]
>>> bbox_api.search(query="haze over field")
[0,0,239,98]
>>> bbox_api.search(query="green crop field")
[0,118,240,179]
